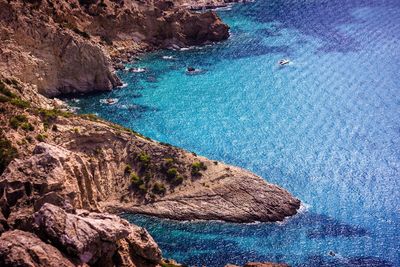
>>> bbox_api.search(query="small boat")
[128,67,147,73]
[186,67,204,75]
[162,56,175,60]
[278,59,290,66]
[100,98,118,105]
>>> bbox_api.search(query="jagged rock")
[1,117,300,223]
[0,0,229,98]
[0,230,75,267]
[33,203,161,265]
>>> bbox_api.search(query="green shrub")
[191,161,207,176]
[152,182,166,195]
[173,175,184,185]
[124,164,132,174]
[131,172,143,186]
[166,167,178,179]
[21,122,34,131]
[9,115,28,129]
[0,137,18,174]
[138,152,151,166]
[10,98,30,108]
[0,81,15,98]
[36,134,47,142]
[138,184,147,193]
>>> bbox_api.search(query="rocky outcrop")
[34,203,161,265]
[0,204,163,267]
[0,104,300,223]
[0,230,75,267]
[0,0,229,97]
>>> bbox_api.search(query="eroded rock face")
[33,203,162,265]
[0,230,75,267]
[0,0,229,97]
[0,108,300,223]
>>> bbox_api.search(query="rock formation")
[0,204,163,266]
[0,0,229,98]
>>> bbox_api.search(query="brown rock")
[33,203,161,265]
[0,230,75,267]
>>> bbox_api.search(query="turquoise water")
[69,0,400,266]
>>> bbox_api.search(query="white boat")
[162,56,175,60]
[100,98,118,105]
[128,67,147,73]
[278,59,290,66]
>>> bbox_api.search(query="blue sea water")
[69,0,400,266]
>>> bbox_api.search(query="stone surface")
[33,203,161,265]
[0,0,229,98]
[0,230,75,267]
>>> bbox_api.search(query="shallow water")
[69,0,400,266]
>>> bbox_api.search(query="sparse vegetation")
[21,122,34,131]
[138,151,151,167]
[124,164,132,174]
[152,182,166,195]
[52,124,58,131]
[10,98,30,108]
[172,175,184,185]
[36,134,47,142]
[166,167,178,179]
[0,81,15,98]
[0,137,18,174]
[191,161,207,176]
[9,115,28,129]
[131,172,143,186]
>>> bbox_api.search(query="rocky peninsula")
[0,0,300,266]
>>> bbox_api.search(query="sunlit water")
[68,0,400,266]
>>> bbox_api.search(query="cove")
[69,0,400,266]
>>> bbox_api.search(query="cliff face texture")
[0,0,229,97]
[0,1,299,266]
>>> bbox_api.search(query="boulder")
[0,230,75,267]
[34,203,162,265]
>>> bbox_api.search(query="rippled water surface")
[70,0,400,266]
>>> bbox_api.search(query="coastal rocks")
[0,106,300,223]
[0,230,75,267]
[0,0,229,98]
[0,205,163,267]
[0,1,121,97]
[33,203,162,265]
[120,160,300,223]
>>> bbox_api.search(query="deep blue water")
[69,0,400,266]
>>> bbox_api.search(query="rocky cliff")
[0,0,299,266]
[0,0,229,97]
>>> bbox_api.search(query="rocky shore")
[0,0,300,266]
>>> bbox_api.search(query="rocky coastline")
[0,0,300,266]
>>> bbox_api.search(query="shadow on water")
[233,0,400,53]
[122,211,385,267]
